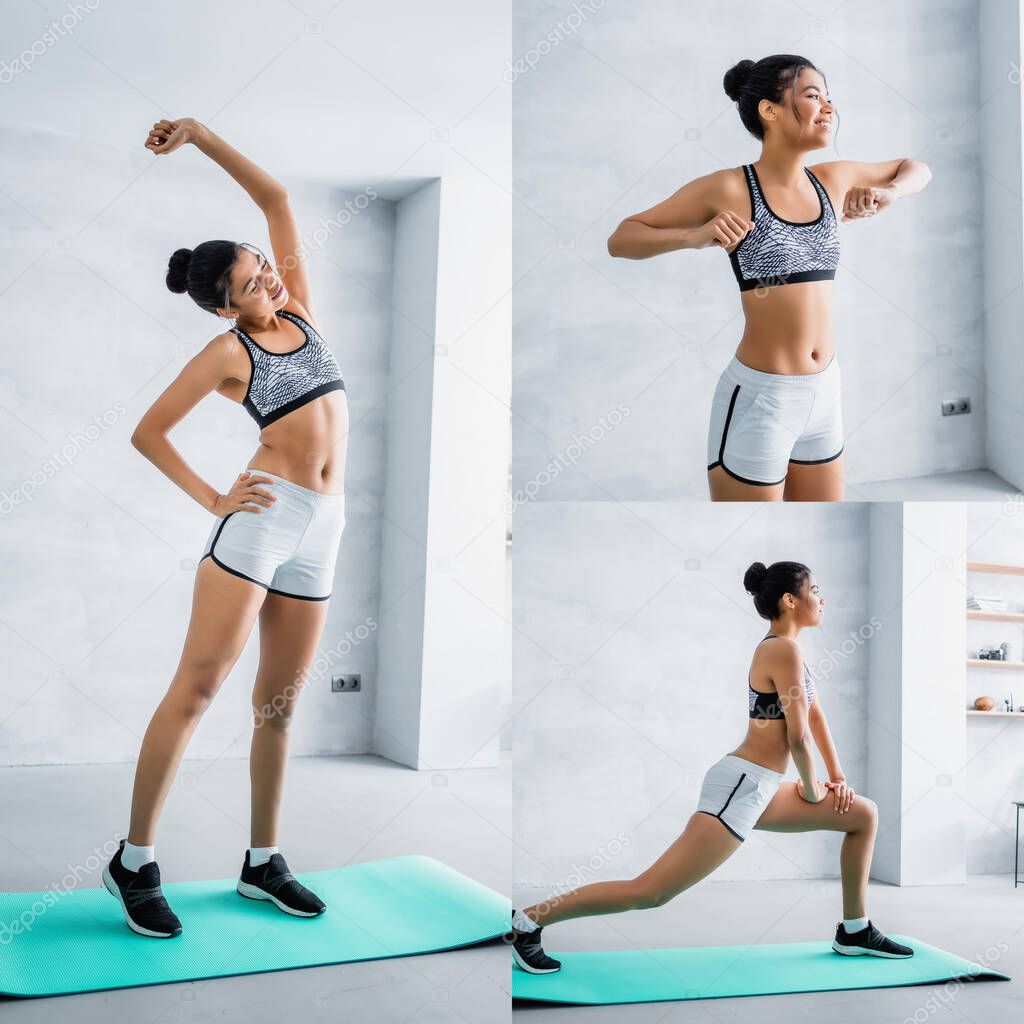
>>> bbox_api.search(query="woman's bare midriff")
[729,719,792,775]
[719,220,837,376]
[214,374,349,492]
[733,280,835,375]
[215,321,349,494]
[244,390,349,493]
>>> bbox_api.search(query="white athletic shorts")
[706,353,843,486]
[696,753,785,841]
[199,470,346,601]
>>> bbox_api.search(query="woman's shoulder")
[280,300,323,337]
[754,635,804,670]
[681,166,750,206]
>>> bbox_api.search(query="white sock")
[512,909,540,933]
[121,841,155,873]
[843,916,869,933]
[249,845,279,867]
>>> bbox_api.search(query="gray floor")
[851,467,1015,501]
[512,873,1021,1020]
[0,753,510,1022]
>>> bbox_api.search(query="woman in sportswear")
[607,55,931,501]
[511,560,912,973]
[103,118,348,938]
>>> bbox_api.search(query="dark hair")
[723,55,832,142]
[743,560,811,620]
[166,240,241,316]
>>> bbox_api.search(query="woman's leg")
[248,592,330,847]
[782,454,845,502]
[520,812,742,928]
[708,465,785,501]
[127,561,268,846]
[753,781,878,918]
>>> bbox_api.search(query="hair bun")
[166,247,193,294]
[743,561,768,594]
[723,59,755,102]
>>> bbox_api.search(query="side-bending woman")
[608,55,931,501]
[102,118,348,938]
[511,560,912,972]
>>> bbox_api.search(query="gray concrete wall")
[511,501,872,886]
[0,122,396,765]
[511,0,984,499]
[981,0,1024,492]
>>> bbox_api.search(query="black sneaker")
[832,920,914,958]
[510,911,562,974]
[102,839,182,938]
[236,851,326,917]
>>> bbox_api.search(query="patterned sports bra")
[728,162,840,292]
[231,309,346,429]
[747,634,817,720]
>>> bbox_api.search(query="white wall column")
[375,152,510,770]
[868,503,966,884]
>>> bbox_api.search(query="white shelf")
[966,710,1024,717]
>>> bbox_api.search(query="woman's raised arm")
[146,119,314,312]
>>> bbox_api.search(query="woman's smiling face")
[769,66,834,149]
[777,572,824,626]
[223,245,287,318]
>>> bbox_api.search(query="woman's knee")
[850,795,878,831]
[255,702,295,732]
[171,663,230,717]
[627,877,675,910]
[252,687,298,731]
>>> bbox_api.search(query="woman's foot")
[832,919,913,958]
[236,851,326,917]
[102,839,182,938]
[510,911,562,973]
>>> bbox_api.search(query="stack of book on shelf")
[967,593,1007,612]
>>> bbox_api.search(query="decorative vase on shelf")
[973,696,996,711]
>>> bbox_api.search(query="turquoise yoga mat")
[0,854,509,998]
[512,936,1010,1005]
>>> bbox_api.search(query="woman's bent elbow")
[130,428,158,453]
